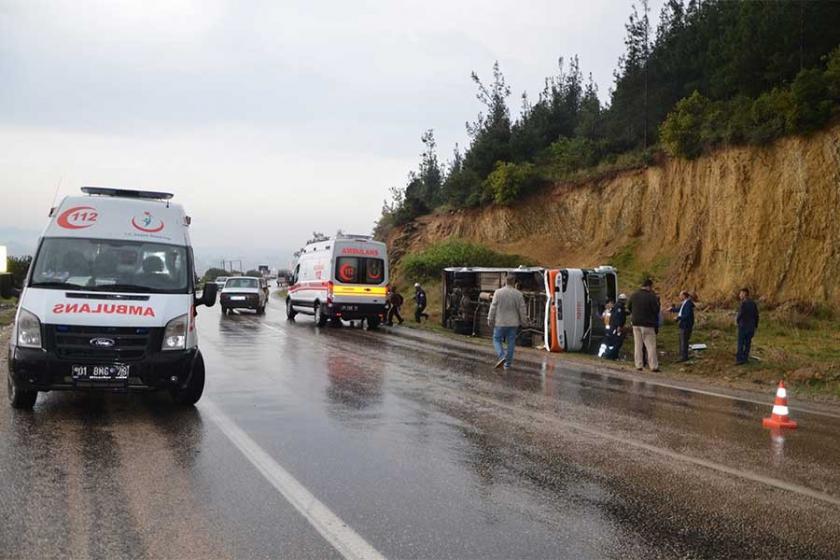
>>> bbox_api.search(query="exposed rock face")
[387,125,840,306]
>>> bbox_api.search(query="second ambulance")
[286,234,389,328]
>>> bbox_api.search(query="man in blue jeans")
[488,275,527,370]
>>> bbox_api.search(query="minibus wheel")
[366,316,381,330]
[7,374,37,410]
[172,353,205,406]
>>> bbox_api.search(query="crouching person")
[488,275,527,370]
[600,293,628,360]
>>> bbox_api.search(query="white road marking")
[463,391,840,507]
[202,399,387,560]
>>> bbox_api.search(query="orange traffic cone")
[762,380,797,429]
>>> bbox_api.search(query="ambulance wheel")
[286,299,297,320]
[314,302,328,327]
[7,374,37,410]
[172,353,205,406]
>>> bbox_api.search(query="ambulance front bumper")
[9,345,197,392]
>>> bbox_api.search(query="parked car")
[214,276,229,290]
[220,276,268,314]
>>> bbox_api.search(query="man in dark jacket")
[414,283,429,323]
[386,288,404,326]
[628,279,660,371]
[736,288,759,365]
[670,291,695,362]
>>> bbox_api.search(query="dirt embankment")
[387,124,840,306]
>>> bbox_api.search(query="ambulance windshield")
[30,237,190,294]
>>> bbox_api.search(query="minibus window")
[335,257,385,285]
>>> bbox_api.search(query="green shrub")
[721,96,753,144]
[482,161,539,205]
[788,68,833,133]
[7,255,32,289]
[660,91,711,158]
[400,240,529,280]
[747,88,794,145]
[824,46,840,99]
[540,137,601,177]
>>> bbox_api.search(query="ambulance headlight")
[16,308,43,349]
[162,314,188,351]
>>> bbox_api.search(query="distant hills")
[0,227,290,276]
[0,227,39,257]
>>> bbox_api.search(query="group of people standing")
[392,275,761,373]
[385,283,430,326]
[601,278,760,371]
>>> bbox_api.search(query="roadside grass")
[400,240,530,282]
[389,275,840,399]
[0,298,17,327]
[608,241,672,290]
[654,307,840,398]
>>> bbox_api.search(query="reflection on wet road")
[2,292,840,559]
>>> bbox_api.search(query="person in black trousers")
[386,288,404,326]
[414,283,429,323]
[669,291,695,362]
[736,288,759,365]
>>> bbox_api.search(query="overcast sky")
[0,0,663,269]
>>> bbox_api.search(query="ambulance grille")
[47,325,159,362]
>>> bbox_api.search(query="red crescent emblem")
[338,263,355,282]
[56,206,98,229]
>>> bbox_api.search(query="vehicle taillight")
[327,281,334,304]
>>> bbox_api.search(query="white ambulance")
[286,234,389,328]
[7,187,218,409]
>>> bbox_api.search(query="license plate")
[231,296,246,301]
[72,364,130,380]
[343,305,358,311]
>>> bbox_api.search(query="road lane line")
[334,333,840,508]
[202,399,387,560]
[463,391,840,507]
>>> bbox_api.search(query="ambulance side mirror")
[198,282,218,307]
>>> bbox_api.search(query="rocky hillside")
[387,124,840,307]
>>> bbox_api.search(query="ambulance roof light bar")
[81,186,174,201]
[335,232,372,241]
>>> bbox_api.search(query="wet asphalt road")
[2,291,840,559]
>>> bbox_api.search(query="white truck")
[286,234,389,328]
[7,187,218,409]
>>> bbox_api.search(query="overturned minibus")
[441,265,618,353]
